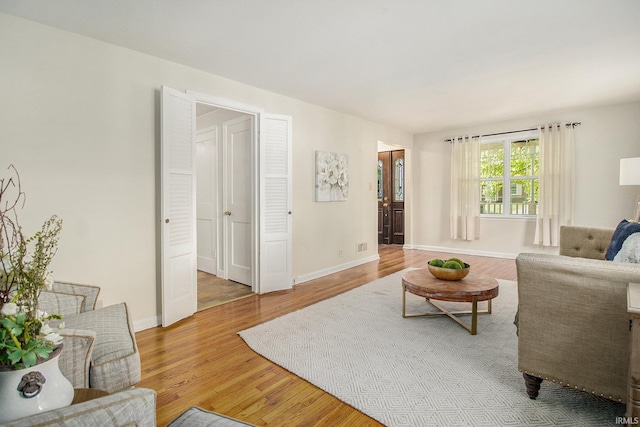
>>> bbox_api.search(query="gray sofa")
[516,225,640,402]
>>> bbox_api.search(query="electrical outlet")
[339,248,344,257]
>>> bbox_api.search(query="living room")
[1,1,639,425]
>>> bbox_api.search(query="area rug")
[238,269,625,426]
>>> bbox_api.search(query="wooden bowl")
[427,263,470,281]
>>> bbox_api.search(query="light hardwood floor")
[197,271,254,311]
[137,246,517,426]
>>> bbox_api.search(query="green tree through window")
[480,132,539,216]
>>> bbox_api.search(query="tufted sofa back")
[559,225,614,260]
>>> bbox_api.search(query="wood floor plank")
[137,246,516,426]
[197,270,254,310]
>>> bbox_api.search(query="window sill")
[480,215,536,222]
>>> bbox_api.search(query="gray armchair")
[516,225,640,403]
[0,283,150,426]
[38,281,141,393]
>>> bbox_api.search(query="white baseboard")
[133,315,161,332]
[132,256,380,331]
[135,248,517,331]
[294,254,381,285]
[404,244,518,260]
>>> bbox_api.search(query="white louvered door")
[161,86,197,326]
[259,114,293,293]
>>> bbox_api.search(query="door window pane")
[377,160,383,201]
[394,158,404,202]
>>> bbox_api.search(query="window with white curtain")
[480,130,539,218]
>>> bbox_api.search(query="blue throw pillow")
[606,219,640,262]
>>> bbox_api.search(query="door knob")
[224,211,231,216]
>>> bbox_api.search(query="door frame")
[189,91,263,291]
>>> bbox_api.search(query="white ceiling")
[2,0,640,134]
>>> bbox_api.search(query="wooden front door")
[378,150,405,245]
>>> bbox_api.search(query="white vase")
[0,346,74,423]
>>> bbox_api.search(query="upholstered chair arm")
[57,328,96,389]
[62,302,141,393]
[516,252,640,402]
[0,387,156,427]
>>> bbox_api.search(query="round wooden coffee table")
[402,269,499,335]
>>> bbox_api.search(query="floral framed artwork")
[316,151,349,201]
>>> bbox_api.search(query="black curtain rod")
[444,122,581,143]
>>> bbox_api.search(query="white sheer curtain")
[533,123,575,246]
[450,135,481,240]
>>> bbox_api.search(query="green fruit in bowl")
[446,258,465,268]
[428,259,445,267]
[442,260,463,269]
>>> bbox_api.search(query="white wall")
[410,101,640,257]
[0,13,412,328]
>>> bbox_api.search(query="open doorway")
[195,102,254,310]
[161,86,293,326]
